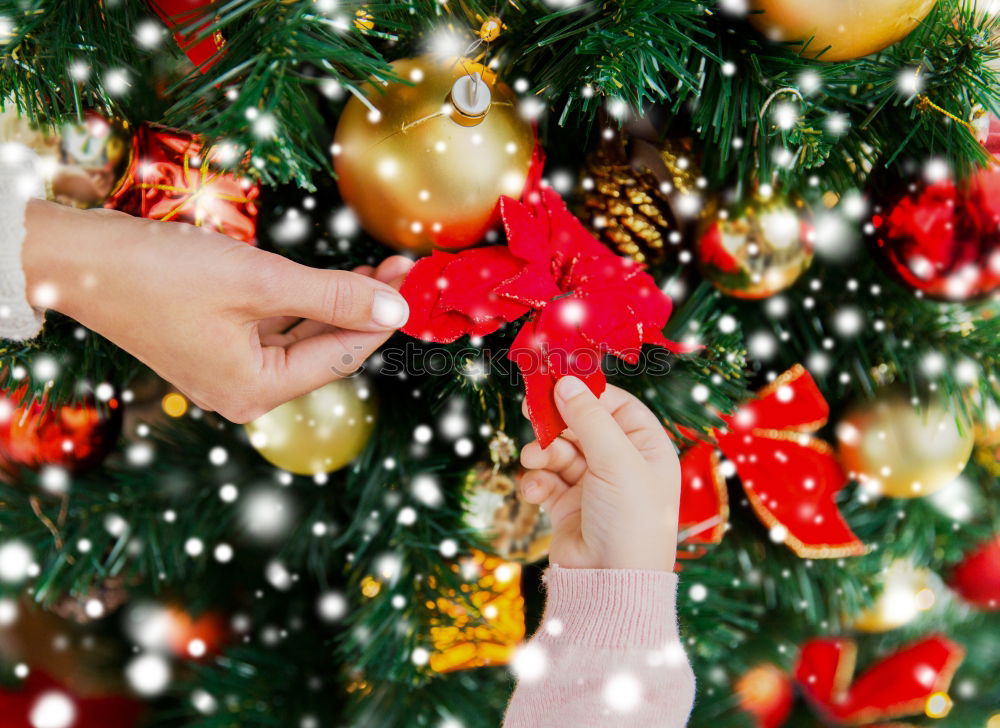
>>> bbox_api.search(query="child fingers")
[553,377,635,471]
[521,438,587,484]
[519,470,580,527]
[594,384,675,461]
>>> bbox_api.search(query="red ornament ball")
[950,536,1000,610]
[734,663,794,728]
[869,167,1000,301]
[0,387,122,473]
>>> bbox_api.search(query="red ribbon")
[677,365,866,558]
[105,123,259,244]
[794,636,964,725]
[147,0,225,72]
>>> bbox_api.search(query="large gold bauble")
[748,0,938,62]
[0,105,131,207]
[836,391,974,499]
[244,379,376,475]
[851,559,935,633]
[332,56,535,254]
[696,194,813,299]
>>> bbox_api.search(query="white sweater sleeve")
[0,143,46,341]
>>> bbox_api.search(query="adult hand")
[518,377,681,572]
[22,198,412,422]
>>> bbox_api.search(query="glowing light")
[29,692,76,728]
[126,654,171,696]
[0,541,33,583]
[924,692,953,719]
[162,392,188,417]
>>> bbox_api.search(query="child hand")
[519,376,680,572]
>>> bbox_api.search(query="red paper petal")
[678,442,729,545]
[718,429,865,558]
[509,317,605,447]
[495,264,563,308]
[400,251,472,343]
[542,188,615,276]
[500,195,552,268]
[436,247,530,325]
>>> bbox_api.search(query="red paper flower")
[400,164,685,447]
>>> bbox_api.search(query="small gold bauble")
[696,194,813,299]
[851,559,934,633]
[244,379,376,475]
[749,0,938,62]
[0,106,131,207]
[836,391,974,499]
[333,56,535,253]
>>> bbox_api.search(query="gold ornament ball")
[333,56,535,254]
[696,194,813,299]
[748,0,938,61]
[836,391,974,499]
[244,379,377,475]
[851,559,935,633]
[0,105,131,207]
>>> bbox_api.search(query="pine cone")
[579,134,698,265]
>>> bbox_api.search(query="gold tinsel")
[580,134,698,264]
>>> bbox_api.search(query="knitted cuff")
[0,143,46,341]
[537,565,682,649]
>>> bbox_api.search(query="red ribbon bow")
[677,365,865,558]
[794,636,965,725]
[401,150,686,447]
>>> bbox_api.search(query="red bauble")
[869,168,1000,301]
[0,389,122,473]
[734,664,794,728]
[950,536,1000,610]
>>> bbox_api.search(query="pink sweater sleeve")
[503,565,696,728]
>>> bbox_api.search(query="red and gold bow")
[106,124,259,244]
[794,636,964,725]
[677,365,865,558]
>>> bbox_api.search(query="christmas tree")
[2,0,1000,726]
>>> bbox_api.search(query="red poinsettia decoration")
[401,155,686,447]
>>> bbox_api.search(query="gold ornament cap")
[448,72,491,126]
